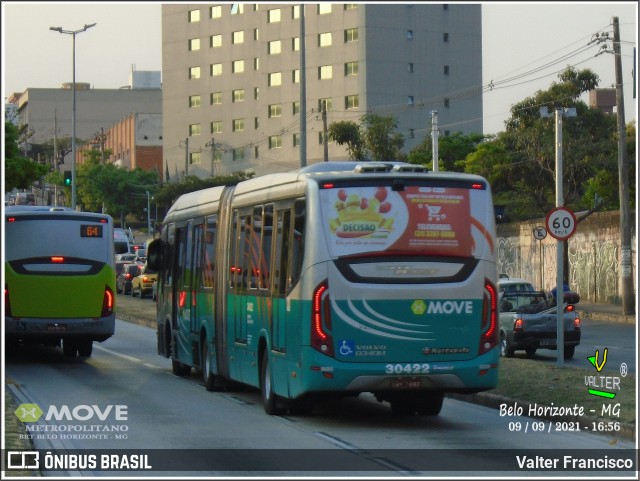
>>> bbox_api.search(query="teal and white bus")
[4,208,117,357]
[147,162,499,415]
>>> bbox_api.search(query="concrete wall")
[496,210,636,304]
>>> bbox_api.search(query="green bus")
[4,207,116,357]
[147,162,499,415]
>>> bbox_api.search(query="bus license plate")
[47,324,67,332]
[391,378,421,389]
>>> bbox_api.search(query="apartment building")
[162,3,483,178]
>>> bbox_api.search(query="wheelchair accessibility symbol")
[338,340,355,356]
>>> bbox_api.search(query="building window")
[254,57,259,70]
[444,98,450,108]
[210,63,222,76]
[188,38,200,51]
[408,63,414,73]
[345,4,358,10]
[189,66,201,79]
[319,98,333,112]
[254,117,259,129]
[407,30,413,40]
[232,31,244,44]
[292,5,300,19]
[190,152,201,165]
[443,32,449,42]
[233,148,245,161]
[409,128,415,139]
[210,5,221,19]
[189,124,201,136]
[189,95,201,108]
[407,96,414,105]
[318,65,333,80]
[293,133,300,146]
[231,3,244,14]
[318,32,332,47]
[210,92,222,105]
[319,132,330,145]
[292,37,300,51]
[210,34,222,48]
[268,104,282,118]
[268,40,281,55]
[443,4,449,11]
[444,65,450,75]
[188,9,200,22]
[268,8,281,23]
[318,4,332,15]
[211,121,222,134]
[344,28,358,43]
[254,146,259,158]
[444,130,450,136]
[292,69,299,83]
[233,89,245,102]
[293,101,300,115]
[232,60,245,73]
[345,61,358,76]
[269,135,282,149]
[233,119,245,132]
[254,28,259,41]
[254,87,260,100]
[268,72,282,86]
[345,95,359,109]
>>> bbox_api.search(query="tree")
[327,121,366,160]
[4,121,48,191]
[361,113,405,161]
[408,131,487,171]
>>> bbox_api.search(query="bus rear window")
[320,182,493,260]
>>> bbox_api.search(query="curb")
[447,392,635,442]
[578,310,636,325]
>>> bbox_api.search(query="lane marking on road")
[94,345,144,364]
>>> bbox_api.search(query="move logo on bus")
[411,300,474,315]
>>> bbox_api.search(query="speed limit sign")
[545,207,577,240]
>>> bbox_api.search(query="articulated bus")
[147,162,499,415]
[4,208,116,357]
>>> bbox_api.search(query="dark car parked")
[116,263,142,295]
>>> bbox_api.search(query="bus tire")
[260,350,281,415]
[202,341,217,391]
[172,358,190,376]
[500,333,514,358]
[418,393,444,416]
[63,339,77,357]
[78,340,93,357]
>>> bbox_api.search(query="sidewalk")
[577,302,636,325]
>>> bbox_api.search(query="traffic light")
[64,171,72,186]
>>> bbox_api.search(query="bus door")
[190,221,206,364]
[227,210,248,380]
[174,221,194,363]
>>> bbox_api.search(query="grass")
[487,357,636,425]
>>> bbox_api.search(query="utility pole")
[322,105,328,162]
[431,111,439,171]
[206,137,217,176]
[299,4,307,168]
[184,137,189,176]
[612,17,634,315]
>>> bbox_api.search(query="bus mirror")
[146,239,162,271]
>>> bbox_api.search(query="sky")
[1,1,637,135]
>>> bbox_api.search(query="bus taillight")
[311,280,334,356]
[101,286,114,317]
[5,285,12,317]
[479,279,499,354]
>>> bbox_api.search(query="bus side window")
[290,199,306,290]
[203,216,216,289]
[273,209,291,297]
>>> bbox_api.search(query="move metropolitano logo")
[15,403,129,423]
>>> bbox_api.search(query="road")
[5,314,636,477]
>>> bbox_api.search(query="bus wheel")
[202,341,217,391]
[172,359,190,376]
[63,339,77,357]
[417,393,444,416]
[78,341,93,358]
[260,351,281,415]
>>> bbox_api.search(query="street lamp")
[50,23,96,209]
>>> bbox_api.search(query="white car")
[498,276,535,294]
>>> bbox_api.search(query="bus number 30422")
[385,363,431,374]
